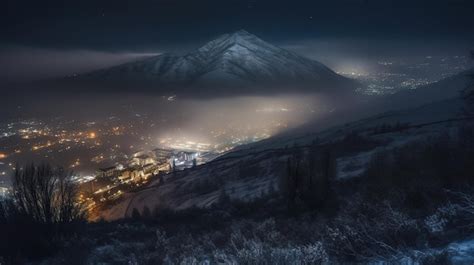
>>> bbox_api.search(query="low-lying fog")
[0,92,343,178]
[5,93,335,135]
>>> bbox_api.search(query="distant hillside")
[380,68,473,110]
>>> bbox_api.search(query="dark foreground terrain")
[2,67,474,265]
[2,121,474,264]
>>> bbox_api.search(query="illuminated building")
[170,151,200,169]
[153,148,174,162]
[97,166,120,178]
[131,154,156,167]
[119,166,146,182]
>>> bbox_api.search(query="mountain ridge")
[59,30,358,96]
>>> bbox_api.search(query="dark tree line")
[463,49,474,114]
[364,126,474,210]
[371,122,411,134]
[279,142,337,212]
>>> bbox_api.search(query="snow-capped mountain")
[66,30,357,95]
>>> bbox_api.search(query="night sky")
[1,0,474,83]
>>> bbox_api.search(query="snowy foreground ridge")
[367,239,474,265]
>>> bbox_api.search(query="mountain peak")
[230,29,253,37]
[227,29,262,45]
[197,30,274,55]
[67,30,357,96]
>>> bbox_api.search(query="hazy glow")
[154,94,331,146]
[0,92,344,174]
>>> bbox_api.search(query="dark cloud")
[0,0,473,85]
[0,46,158,84]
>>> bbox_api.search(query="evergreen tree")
[131,208,141,220]
[218,189,230,205]
[281,156,299,211]
[142,206,151,220]
[463,50,474,114]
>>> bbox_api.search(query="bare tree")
[11,163,85,224]
[0,164,85,261]
[447,190,474,227]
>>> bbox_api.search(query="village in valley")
[77,147,218,220]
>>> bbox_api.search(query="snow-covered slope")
[102,94,470,221]
[228,68,474,155]
[65,30,357,96]
[100,69,473,220]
